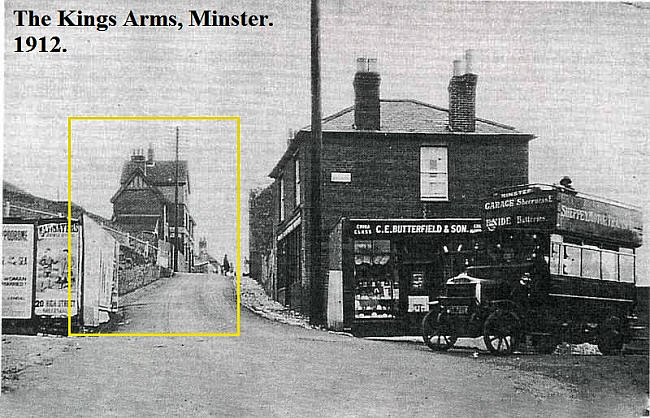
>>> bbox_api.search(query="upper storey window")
[420,146,448,201]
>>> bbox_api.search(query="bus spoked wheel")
[597,316,624,355]
[483,311,520,355]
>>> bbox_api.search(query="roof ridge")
[380,98,449,113]
[299,99,517,132]
[381,98,516,130]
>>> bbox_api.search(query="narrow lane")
[117,273,237,334]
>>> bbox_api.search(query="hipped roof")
[270,99,534,177]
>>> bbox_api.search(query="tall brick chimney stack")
[353,57,381,130]
[448,49,478,132]
[147,144,154,163]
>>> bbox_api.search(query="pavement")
[1,272,646,417]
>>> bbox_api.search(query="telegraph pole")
[309,0,322,324]
[173,126,179,273]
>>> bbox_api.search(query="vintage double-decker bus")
[422,183,643,354]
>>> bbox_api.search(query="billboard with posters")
[35,221,81,317]
[2,223,35,319]
[82,214,119,326]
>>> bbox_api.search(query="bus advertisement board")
[482,189,556,232]
[482,186,643,247]
[557,193,643,247]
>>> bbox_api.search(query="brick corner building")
[265,52,535,335]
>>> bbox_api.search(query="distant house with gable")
[111,147,195,271]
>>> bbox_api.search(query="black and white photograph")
[2,1,649,416]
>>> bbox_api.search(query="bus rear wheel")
[597,316,624,355]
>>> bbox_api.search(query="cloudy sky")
[4,1,649,281]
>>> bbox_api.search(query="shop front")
[327,218,482,336]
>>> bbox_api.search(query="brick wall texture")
[272,129,530,320]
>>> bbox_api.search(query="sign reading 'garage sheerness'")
[351,219,482,237]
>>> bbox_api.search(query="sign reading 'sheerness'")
[482,187,642,246]
[483,190,556,231]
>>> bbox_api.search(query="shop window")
[354,239,397,319]
[619,254,635,283]
[420,146,448,201]
[601,251,618,281]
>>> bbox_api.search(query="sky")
[4,1,649,282]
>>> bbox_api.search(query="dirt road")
[1,273,645,417]
[116,273,237,334]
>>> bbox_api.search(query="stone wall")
[117,245,162,295]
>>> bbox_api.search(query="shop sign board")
[351,219,481,237]
[35,221,81,317]
[2,223,35,319]
[408,296,429,312]
[331,172,351,183]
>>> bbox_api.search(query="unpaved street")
[2,273,646,417]
[117,273,237,334]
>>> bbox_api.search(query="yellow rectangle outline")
[67,116,241,337]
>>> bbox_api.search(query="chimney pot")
[367,58,378,73]
[356,57,368,72]
[465,49,476,74]
[453,60,464,77]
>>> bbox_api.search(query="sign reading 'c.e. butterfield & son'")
[351,219,482,237]
[2,223,35,319]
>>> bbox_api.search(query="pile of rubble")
[238,275,318,330]
[553,342,602,356]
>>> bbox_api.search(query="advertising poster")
[2,223,35,319]
[35,221,81,317]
